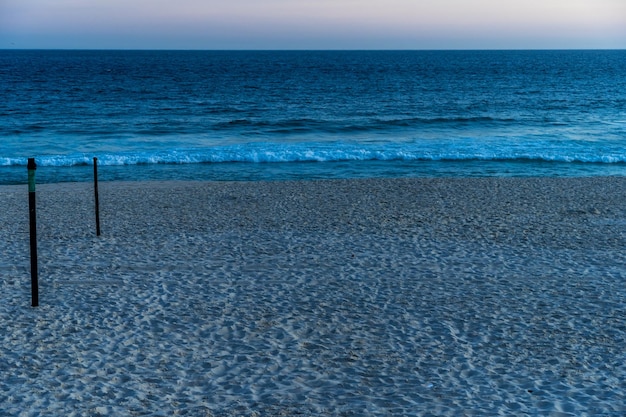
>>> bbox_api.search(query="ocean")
[1,50,625,184]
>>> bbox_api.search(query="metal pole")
[93,157,101,236]
[27,158,38,307]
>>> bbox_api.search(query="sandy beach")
[1,177,625,416]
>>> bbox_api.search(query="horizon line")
[1,47,625,52]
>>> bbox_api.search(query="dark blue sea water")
[1,50,625,184]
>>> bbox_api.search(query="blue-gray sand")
[1,177,625,416]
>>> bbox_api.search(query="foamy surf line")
[3,140,626,168]
[1,178,625,416]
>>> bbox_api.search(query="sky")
[1,0,625,50]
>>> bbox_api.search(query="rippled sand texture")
[1,178,626,416]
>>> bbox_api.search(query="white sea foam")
[2,139,626,169]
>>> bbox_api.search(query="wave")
[2,141,625,168]
[0,116,553,140]
[210,116,521,135]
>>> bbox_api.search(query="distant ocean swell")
[1,116,529,138]
[210,116,522,132]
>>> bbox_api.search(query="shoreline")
[1,177,626,415]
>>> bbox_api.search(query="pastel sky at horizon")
[1,0,625,50]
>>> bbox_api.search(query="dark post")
[27,158,38,307]
[93,157,101,236]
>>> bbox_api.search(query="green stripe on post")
[27,158,36,192]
